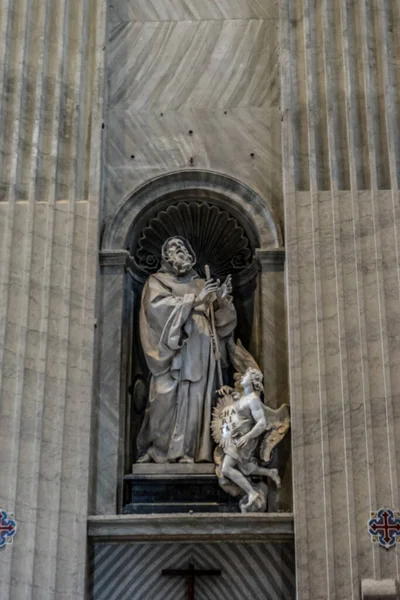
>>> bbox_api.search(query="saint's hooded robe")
[137,262,237,463]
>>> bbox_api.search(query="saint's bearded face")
[165,238,194,275]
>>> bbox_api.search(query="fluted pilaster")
[0,1,105,598]
[281,0,400,597]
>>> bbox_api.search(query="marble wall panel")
[89,541,295,600]
[104,9,282,221]
[91,265,126,515]
[110,0,279,25]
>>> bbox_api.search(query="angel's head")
[240,367,264,393]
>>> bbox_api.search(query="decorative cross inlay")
[162,562,221,600]
[0,510,17,548]
[368,508,400,549]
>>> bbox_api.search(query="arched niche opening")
[96,170,288,514]
[125,198,260,469]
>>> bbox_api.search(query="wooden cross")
[162,562,221,600]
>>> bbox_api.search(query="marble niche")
[88,170,294,598]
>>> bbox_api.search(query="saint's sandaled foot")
[178,455,195,464]
[136,452,152,463]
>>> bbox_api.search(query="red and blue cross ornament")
[0,510,17,548]
[368,508,400,550]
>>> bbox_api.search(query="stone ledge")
[130,463,215,475]
[361,579,399,599]
[87,513,294,543]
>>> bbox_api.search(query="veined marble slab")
[89,539,295,600]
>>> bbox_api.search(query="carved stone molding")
[99,249,130,267]
[88,513,294,543]
[102,170,282,251]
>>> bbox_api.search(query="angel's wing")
[227,338,260,376]
[259,404,290,464]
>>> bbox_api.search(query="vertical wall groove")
[48,0,81,580]
[379,0,400,191]
[53,1,87,595]
[386,0,400,188]
[303,0,336,596]
[0,3,28,502]
[292,0,310,191]
[0,3,13,135]
[31,1,69,597]
[360,0,389,189]
[281,0,310,596]
[34,0,64,202]
[323,1,356,593]
[0,0,28,199]
[0,1,31,595]
[359,2,399,580]
[313,0,330,190]
[351,0,371,189]
[9,0,48,597]
[339,0,378,585]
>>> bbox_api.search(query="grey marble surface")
[104,5,282,223]
[2,0,399,598]
[89,540,295,600]
[109,0,279,24]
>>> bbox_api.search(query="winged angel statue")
[212,339,290,513]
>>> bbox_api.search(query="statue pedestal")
[123,464,240,514]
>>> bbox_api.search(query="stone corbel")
[255,248,285,271]
[99,249,130,268]
[361,579,400,599]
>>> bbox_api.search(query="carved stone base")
[361,579,399,600]
[130,463,216,475]
[123,465,240,514]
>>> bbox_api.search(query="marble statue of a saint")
[136,236,237,464]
